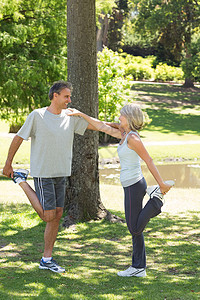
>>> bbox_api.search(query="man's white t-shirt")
[17,107,88,178]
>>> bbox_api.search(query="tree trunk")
[64,0,123,227]
[183,78,194,88]
[96,14,109,52]
[183,32,194,88]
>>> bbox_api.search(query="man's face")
[54,88,71,109]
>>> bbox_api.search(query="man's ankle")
[42,256,52,262]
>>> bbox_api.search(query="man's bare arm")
[3,135,24,178]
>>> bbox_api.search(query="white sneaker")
[117,266,146,277]
[12,169,29,184]
[146,180,175,200]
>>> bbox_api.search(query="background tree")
[181,31,200,85]
[0,0,67,128]
[64,0,122,227]
[96,0,116,52]
[107,0,130,51]
[131,0,200,87]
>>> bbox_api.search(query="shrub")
[155,63,184,82]
[123,54,155,80]
[98,47,131,123]
[125,63,154,80]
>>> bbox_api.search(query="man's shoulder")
[61,109,74,117]
[34,107,47,113]
[31,107,47,117]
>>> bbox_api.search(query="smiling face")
[54,88,71,109]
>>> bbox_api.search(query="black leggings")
[124,177,163,268]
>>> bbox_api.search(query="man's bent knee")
[43,209,57,222]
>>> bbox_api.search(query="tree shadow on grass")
[144,108,200,136]
[0,204,199,299]
[131,83,200,104]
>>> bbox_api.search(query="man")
[3,80,96,273]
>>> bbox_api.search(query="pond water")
[99,163,200,188]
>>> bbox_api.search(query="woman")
[68,104,174,277]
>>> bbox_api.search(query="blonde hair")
[120,104,144,131]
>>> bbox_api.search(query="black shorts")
[34,177,67,210]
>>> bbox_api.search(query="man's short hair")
[49,80,73,100]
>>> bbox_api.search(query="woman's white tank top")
[117,131,143,187]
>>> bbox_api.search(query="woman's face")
[119,114,129,130]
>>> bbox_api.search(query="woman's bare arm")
[127,134,172,194]
[68,109,122,139]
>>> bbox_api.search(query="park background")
[0,0,200,299]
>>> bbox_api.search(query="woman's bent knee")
[129,227,143,236]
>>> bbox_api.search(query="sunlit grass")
[0,170,200,299]
[0,196,199,299]
[99,143,200,162]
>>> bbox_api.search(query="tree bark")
[96,14,109,52]
[64,0,123,227]
[183,78,194,88]
[183,36,195,88]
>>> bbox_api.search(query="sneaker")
[12,169,29,184]
[146,180,175,201]
[39,258,65,273]
[117,266,146,277]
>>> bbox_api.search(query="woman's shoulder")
[128,131,140,141]
[127,131,142,147]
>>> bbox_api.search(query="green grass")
[99,144,200,162]
[131,82,200,143]
[0,199,199,299]
[98,83,200,162]
[0,179,200,299]
[143,107,200,137]
[131,82,200,104]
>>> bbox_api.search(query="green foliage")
[96,0,116,15]
[122,53,184,82]
[124,54,154,80]
[105,1,132,51]
[121,12,156,52]
[0,0,67,125]
[155,63,184,82]
[128,0,200,82]
[181,33,200,82]
[96,0,116,29]
[98,47,131,122]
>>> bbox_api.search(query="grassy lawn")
[0,179,200,300]
[99,143,200,163]
[131,82,200,143]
